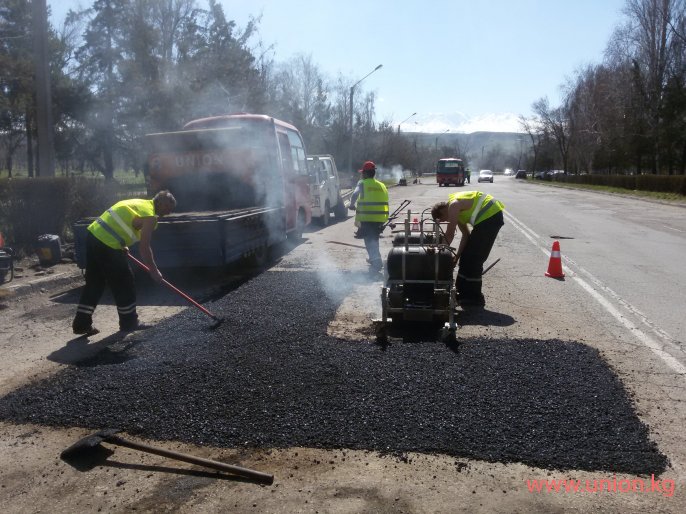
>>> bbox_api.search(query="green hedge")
[0,177,147,249]
[553,174,686,195]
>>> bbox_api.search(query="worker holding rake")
[431,191,504,307]
[72,190,176,335]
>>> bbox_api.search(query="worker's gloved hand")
[348,205,356,211]
[149,269,164,283]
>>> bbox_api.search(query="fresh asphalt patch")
[0,270,667,475]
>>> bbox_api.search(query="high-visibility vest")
[448,191,504,227]
[355,178,389,223]
[88,199,156,249]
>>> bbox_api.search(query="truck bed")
[73,206,285,269]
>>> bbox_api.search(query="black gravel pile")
[0,270,667,475]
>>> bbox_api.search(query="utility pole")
[32,0,55,177]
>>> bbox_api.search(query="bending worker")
[431,191,504,307]
[72,190,177,335]
[349,161,389,273]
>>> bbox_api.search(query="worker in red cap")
[348,161,389,273]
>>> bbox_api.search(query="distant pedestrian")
[72,191,176,335]
[465,168,471,184]
[431,191,504,307]
[349,161,389,273]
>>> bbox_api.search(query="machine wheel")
[248,244,270,268]
[440,325,457,344]
[320,200,330,226]
[375,324,389,345]
[334,198,347,220]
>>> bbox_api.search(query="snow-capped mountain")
[397,112,522,134]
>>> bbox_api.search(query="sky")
[49,0,628,133]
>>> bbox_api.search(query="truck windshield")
[437,161,464,173]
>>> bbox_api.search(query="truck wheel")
[249,244,270,268]
[288,209,305,242]
[334,198,347,220]
[320,200,330,226]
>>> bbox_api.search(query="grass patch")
[527,179,686,204]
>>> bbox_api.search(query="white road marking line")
[572,277,686,375]
[503,211,686,375]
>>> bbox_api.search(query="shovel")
[61,428,274,485]
[127,252,224,329]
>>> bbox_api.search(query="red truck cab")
[436,158,466,187]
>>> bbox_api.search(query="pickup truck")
[306,154,352,226]
[74,114,312,269]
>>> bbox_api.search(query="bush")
[0,178,70,248]
[554,173,686,195]
[0,177,144,250]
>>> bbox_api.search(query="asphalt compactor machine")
[377,210,458,344]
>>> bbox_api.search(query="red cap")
[362,161,376,171]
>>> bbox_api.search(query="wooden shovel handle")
[106,435,274,485]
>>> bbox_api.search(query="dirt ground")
[0,210,684,513]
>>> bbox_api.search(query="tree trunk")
[26,109,34,178]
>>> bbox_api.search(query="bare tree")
[519,114,545,173]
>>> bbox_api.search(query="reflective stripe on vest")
[106,207,138,243]
[88,199,155,249]
[450,191,503,227]
[469,195,487,225]
[356,179,389,222]
[95,217,126,247]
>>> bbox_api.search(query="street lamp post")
[348,64,383,174]
[435,129,450,151]
[397,112,417,133]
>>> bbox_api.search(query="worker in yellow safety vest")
[431,191,504,307]
[72,190,177,335]
[348,161,389,273]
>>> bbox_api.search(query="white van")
[307,155,351,226]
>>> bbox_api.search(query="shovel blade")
[60,428,121,459]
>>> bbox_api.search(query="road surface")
[0,178,684,513]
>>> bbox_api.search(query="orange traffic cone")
[545,240,565,278]
[411,217,420,231]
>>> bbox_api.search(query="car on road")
[515,170,527,179]
[503,168,514,176]
[478,169,494,183]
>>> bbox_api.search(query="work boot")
[73,326,100,337]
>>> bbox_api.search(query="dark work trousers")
[456,211,504,301]
[360,221,384,270]
[72,232,138,332]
